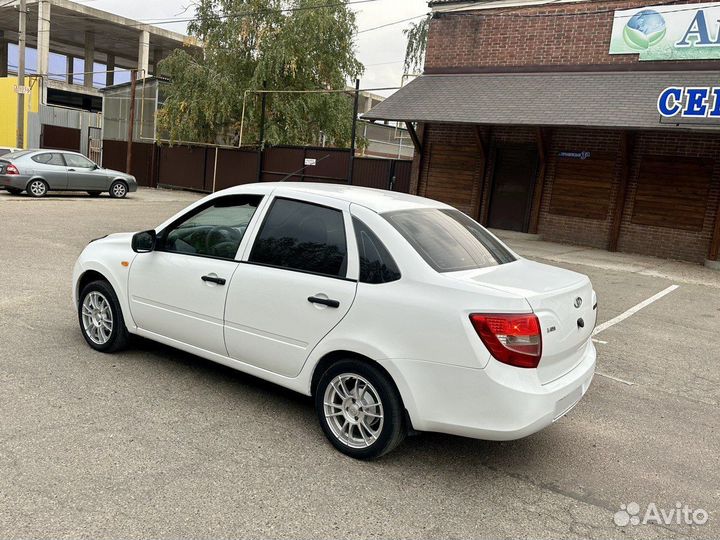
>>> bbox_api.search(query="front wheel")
[87,191,101,197]
[5,187,22,195]
[109,180,128,198]
[78,279,129,353]
[315,360,406,459]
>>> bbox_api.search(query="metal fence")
[101,142,413,193]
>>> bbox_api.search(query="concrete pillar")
[66,55,73,84]
[105,54,115,87]
[138,30,150,78]
[84,32,95,88]
[36,0,51,76]
[0,30,7,78]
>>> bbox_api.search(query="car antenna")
[278,153,332,182]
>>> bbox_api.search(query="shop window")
[631,155,713,231]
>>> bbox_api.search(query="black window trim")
[155,193,265,262]
[247,195,352,281]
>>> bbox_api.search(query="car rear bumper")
[380,340,596,440]
[1,175,27,190]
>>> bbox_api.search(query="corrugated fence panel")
[102,139,157,187]
[214,149,260,191]
[158,146,207,191]
[352,158,392,190]
[98,141,412,194]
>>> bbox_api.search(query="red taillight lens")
[5,164,19,175]
[469,313,542,368]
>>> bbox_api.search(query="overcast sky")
[79,0,429,96]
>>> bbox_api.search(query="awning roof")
[363,71,720,131]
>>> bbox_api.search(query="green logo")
[623,9,667,50]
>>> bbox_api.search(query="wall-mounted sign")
[657,86,720,118]
[610,2,720,60]
[558,151,591,160]
[304,158,317,166]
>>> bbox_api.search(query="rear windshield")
[383,208,516,272]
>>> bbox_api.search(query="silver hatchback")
[0,149,138,198]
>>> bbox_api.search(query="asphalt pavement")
[0,188,718,539]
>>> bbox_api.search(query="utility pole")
[16,0,26,149]
[347,78,360,184]
[126,69,137,174]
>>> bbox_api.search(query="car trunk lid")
[451,258,596,384]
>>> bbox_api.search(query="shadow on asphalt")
[123,335,558,469]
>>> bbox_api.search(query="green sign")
[609,2,720,60]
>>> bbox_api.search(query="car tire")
[109,180,128,199]
[27,179,48,198]
[87,191,101,197]
[315,359,406,459]
[78,279,129,353]
[5,187,22,195]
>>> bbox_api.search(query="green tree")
[403,14,431,74]
[158,0,364,146]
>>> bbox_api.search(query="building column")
[138,30,150,78]
[105,54,115,87]
[36,0,51,77]
[84,32,95,88]
[66,55,73,84]
[0,30,7,77]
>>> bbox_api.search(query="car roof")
[220,182,452,214]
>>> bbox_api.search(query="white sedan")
[72,183,597,459]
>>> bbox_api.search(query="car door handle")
[201,275,226,285]
[308,296,340,308]
[68,168,76,172]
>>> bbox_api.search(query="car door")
[128,193,265,355]
[30,152,68,189]
[63,153,107,191]
[224,195,358,378]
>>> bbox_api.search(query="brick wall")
[417,123,720,262]
[425,0,718,71]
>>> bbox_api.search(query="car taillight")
[5,164,19,175]
[469,313,542,368]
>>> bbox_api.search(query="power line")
[132,0,383,27]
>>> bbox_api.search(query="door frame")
[486,142,540,233]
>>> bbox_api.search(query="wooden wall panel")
[550,152,615,221]
[631,155,713,231]
[425,143,479,213]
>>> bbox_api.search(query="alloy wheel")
[81,291,114,345]
[323,373,384,449]
[111,182,127,198]
[29,180,47,197]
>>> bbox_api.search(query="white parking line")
[593,285,679,337]
[595,371,635,385]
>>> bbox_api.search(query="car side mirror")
[131,230,156,253]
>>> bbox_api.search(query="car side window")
[352,217,401,284]
[64,154,95,168]
[249,198,348,278]
[160,195,263,260]
[31,153,65,166]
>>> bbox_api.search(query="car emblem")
[574,297,583,309]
